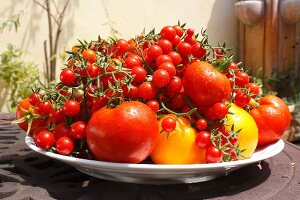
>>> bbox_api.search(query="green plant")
[0,11,23,33]
[0,44,39,110]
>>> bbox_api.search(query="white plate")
[25,136,284,185]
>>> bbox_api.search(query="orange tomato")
[151,114,206,164]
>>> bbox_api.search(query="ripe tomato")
[249,95,291,146]
[161,117,176,132]
[15,98,47,134]
[167,51,182,66]
[160,26,177,41]
[35,101,52,116]
[147,45,163,61]
[156,55,173,67]
[158,62,176,78]
[195,131,211,148]
[28,93,42,106]
[177,42,192,57]
[131,66,147,83]
[116,39,129,55]
[225,104,258,158]
[36,131,55,150]
[146,100,159,113]
[151,114,206,164]
[60,68,76,86]
[56,136,74,155]
[157,39,173,54]
[152,69,170,88]
[86,101,159,163]
[48,108,64,123]
[205,146,223,163]
[173,25,184,37]
[70,121,87,140]
[62,100,80,117]
[183,61,231,106]
[52,122,71,140]
[246,82,260,97]
[235,71,249,87]
[196,119,208,131]
[82,49,96,63]
[137,82,157,100]
[171,92,186,110]
[212,102,228,119]
[124,54,142,68]
[191,42,206,59]
[166,76,183,97]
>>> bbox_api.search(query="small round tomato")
[82,49,97,63]
[48,108,64,123]
[212,102,228,119]
[152,69,170,88]
[116,39,129,55]
[62,100,80,117]
[60,68,76,86]
[246,82,260,97]
[56,136,74,155]
[177,42,192,57]
[160,26,177,41]
[234,90,251,108]
[157,39,173,54]
[166,76,183,97]
[171,93,186,110]
[196,119,208,130]
[161,117,176,132]
[172,35,181,46]
[235,71,249,87]
[52,122,70,140]
[36,131,55,150]
[137,82,157,100]
[147,45,163,61]
[146,100,159,113]
[191,42,206,59]
[131,66,147,83]
[86,64,100,78]
[29,93,42,106]
[127,85,139,100]
[173,25,184,37]
[70,121,87,140]
[124,54,142,68]
[195,131,211,148]
[167,51,182,66]
[156,55,173,67]
[205,146,223,163]
[158,62,176,78]
[35,101,52,116]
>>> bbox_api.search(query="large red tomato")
[183,61,231,106]
[16,98,48,134]
[249,95,291,146]
[86,101,159,163]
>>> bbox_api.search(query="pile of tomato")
[15,23,291,164]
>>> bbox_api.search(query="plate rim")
[25,136,284,171]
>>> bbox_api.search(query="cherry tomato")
[146,100,160,113]
[171,93,186,110]
[177,42,192,57]
[116,39,129,55]
[166,76,183,97]
[168,51,182,66]
[152,69,170,88]
[196,119,208,130]
[124,54,142,68]
[137,82,157,100]
[131,66,147,83]
[28,93,42,106]
[187,28,195,36]
[195,131,211,148]
[161,117,176,132]
[234,90,251,108]
[212,102,228,119]
[184,35,197,45]
[36,131,55,150]
[127,85,139,100]
[246,82,260,97]
[86,64,100,78]
[157,39,173,54]
[160,26,177,41]
[147,45,163,61]
[55,136,74,155]
[191,43,206,59]
[70,121,87,140]
[53,122,70,140]
[82,49,97,63]
[235,71,249,87]
[172,35,181,46]
[62,100,80,117]
[60,68,76,86]
[158,62,176,78]
[173,25,184,37]
[35,101,52,116]
[156,55,173,67]
[49,108,64,123]
[205,146,223,163]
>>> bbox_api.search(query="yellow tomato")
[151,115,206,164]
[225,104,258,159]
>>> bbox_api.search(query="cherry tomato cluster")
[16,23,261,163]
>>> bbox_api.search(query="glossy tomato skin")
[16,98,47,134]
[183,61,231,106]
[249,95,291,146]
[86,101,159,163]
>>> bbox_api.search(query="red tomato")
[146,100,160,113]
[235,71,249,87]
[48,108,64,123]
[62,100,80,117]
[60,68,76,86]
[196,119,208,130]
[70,121,87,140]
[56,136,74,155]
[161,117,176,132]
[166,76,183,97]
[160,26,177,41]
[157,39,173,54]
[28,93,42,106]
[147,45,163,61]
[171,92,186,110]
[177,42,192,57]
[246,82,260,97]
[137,82,157,100]
[156,55,173,67]
[206,146,223,163]
[158,62,176,78]
[212,102,228,119]
[195,131,211,148]
[173,25,184,37]
[116,39,129,55]
[191,43,206,59]
[52,122,71,140]
[131,66,147,83]
[86,101,159,163]
[35,101,52,116]
[249,95,291,146]
[36,131,55,150]
[183,61,231,106]
[168,51,182,66]
[152,69,170,88]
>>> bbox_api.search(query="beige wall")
[0,0,238,112]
